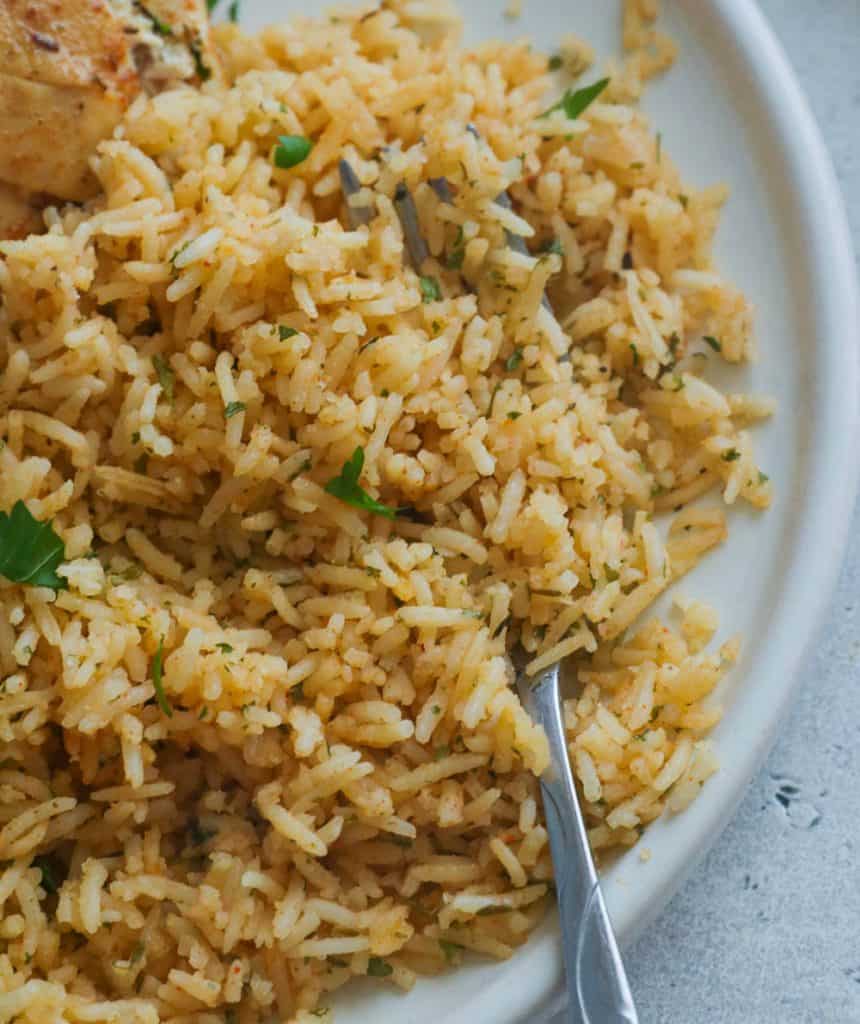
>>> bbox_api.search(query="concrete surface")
[625,3,860,1021]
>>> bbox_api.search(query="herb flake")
[703,335,722,352]
[419,276,442,303]
[224,401,246,419]
[366,957,393,978]
[151,638,173,718]
[152,355,175,404]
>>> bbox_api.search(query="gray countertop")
[626,2,860,1021]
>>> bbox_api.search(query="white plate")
[232,1,859,1020]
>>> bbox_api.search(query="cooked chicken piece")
[0,0,218,215]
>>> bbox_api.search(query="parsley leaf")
[32,853,65,894]
[419,276,442,303]
[136,3,173,36]
[439,939,465,963]
[274,135,313,169]
[366,957,393,978]
[151,638,173,718]
[324,447,399,520]
[0,501,67,590]
[224,401,246,419]
[547,54,563,71]
[539,77,610,120]
[206,0,220,10]
[228,0,240,21]
[703,335,722,352]
[152,355,175,404]
[505,347,523,372]
[722,448,741,462]
[215,642,233,653]
[278,325,299,340]
[189,39,211,81]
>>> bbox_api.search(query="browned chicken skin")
[0,0,218,235]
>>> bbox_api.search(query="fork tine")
[393,181,430,271]
[464,125,555,313]
[339,159,374,229]
[429,177,454,204]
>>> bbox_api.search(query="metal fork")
[517,662,639,1024]
[338,160,638,1021]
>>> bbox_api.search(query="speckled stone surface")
[622,3,860,1021]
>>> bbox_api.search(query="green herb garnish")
[539,77,609,120]
[216,642,233,653]
[136,3,173,36]
[505,347,523,372]
[189,39,211,81]
[0,501,67,591]
[446,227,466,270]
[228,0,240,21]
[274,135,313,169]
[366,957,393,978]
[542,237,564,257]
[152,355,175,404]
[703,335,722,352]
[278,325,299,340]
[507,411,522,421]
[224,401,246,419]
[33,854,65,895]
[547,54,563,71]
[419,276,442,303]
[324,447,399,520]
[151,638,173,718]
[630,343,639,367]
[758,471,770,484]
[439,939,465,963]
[722,449,741,462]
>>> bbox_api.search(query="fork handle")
[524,666,639,1024]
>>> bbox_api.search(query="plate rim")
[448,0,860,1020]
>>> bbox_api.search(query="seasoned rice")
[0,0,772,1020]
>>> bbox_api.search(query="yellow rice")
[0,0,772,1020]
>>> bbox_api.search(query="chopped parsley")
[366,957,393,978]
[722,449,741,462]
[151,638,173,718]
[547,54,563,71]
[135,3,172,36]
[439,939,465,963]
[446,227,466,270]
[0,501,67,590]
[630,343,639,367]
[215,642,233,653]
[33,854,65,895]
[189,39,211,82]
[278,325,300,340]
[758,471,770,484]
[324,447,399,520]
[539,77,610,120]
[507,410,522,421]
[703,335,722,352]
[152,355,175,404]
[419,276,442,303]
[541,237,564,257]
[505,347,524,372]
[224,401,246,419]
[228,0,240,21]
[274,135,313,169]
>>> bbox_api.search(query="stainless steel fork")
[517,663,639,1024]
